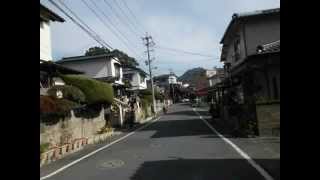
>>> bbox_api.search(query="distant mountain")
[178,67,209,88]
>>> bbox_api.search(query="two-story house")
[56,53,124,95]
[123,67,148,91]
[220,8,280,102]
[218,7,280,136]
[40,3,82,95]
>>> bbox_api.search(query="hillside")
[178,67,209,88]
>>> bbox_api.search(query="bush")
[47,85,86,103]
[40,96,57,113]
[139,89,152,96]
[141,98,150,117]
[40,96,80,124]
[73,104,102,119]
[155,92,164,101]
[60,75,114,105]
[40,143,50,154]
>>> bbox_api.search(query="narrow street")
[41,103,279,180]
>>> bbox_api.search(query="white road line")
[193,108,274,180]
[40,116,161,180]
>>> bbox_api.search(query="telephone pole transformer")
[142,33,156,113]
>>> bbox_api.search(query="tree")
[111,49,139,67]
[84,47,139,68]
[85,46,110,56]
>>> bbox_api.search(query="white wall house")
[168,75,177,84]
[40,4,65,61]
[220,8,280,72]
[56,54,124,85]
[123,67,147,90]
[206,67,224,87]
[40,4,72,94]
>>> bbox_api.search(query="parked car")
[182,98,190,103]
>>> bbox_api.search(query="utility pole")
[143,32,156,113]
[169,69,175,103]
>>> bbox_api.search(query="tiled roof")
[56,53,117,63]
[257,40,280,54]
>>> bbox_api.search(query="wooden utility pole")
[143,33,156,113]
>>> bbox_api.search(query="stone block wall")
[256,102,280,136]
[40,108,105,146]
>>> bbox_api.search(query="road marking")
[193,108,274,180]
[40,116,161,180]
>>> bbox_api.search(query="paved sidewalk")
[195,105,280,179]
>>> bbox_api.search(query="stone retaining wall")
[40,130,114,167]
[40,108,106,147]
[256,102,280,136]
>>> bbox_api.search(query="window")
[272,77,279,99]
[234,38,241,62]
[140,75,145,84]
[114,64,121,78]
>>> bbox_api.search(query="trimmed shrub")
[47,85,86,103]
[139,89,152,96]
[60,75,114,105]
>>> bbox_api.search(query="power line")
[88,0,145,60]
[48,0,113,49]
[155,45,217,58]
[81,0,142,59]
[112,0,144,36]
[56,0,111,49]
[102,0,143,39]
[119,0,147,34]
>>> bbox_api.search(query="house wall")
[131,73,147,90]
[58,58,110,78]
[111,58,123,85]
[40,21,52,61]
[245,15,280,57]
[223,14,280,68]
[253,64,280,100]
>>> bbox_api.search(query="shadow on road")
[165,110,198,116]
[130,158,280,180]
[140,119,214,138]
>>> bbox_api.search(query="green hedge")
[60,75,114,105]
[48,85,86,103]
[141,98,150,117]
[139,89,152,96]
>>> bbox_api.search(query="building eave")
[40,3,65,22]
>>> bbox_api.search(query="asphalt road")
[41,103,277,180]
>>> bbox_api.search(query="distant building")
[123,67,148,91]
[206,67,224,87]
